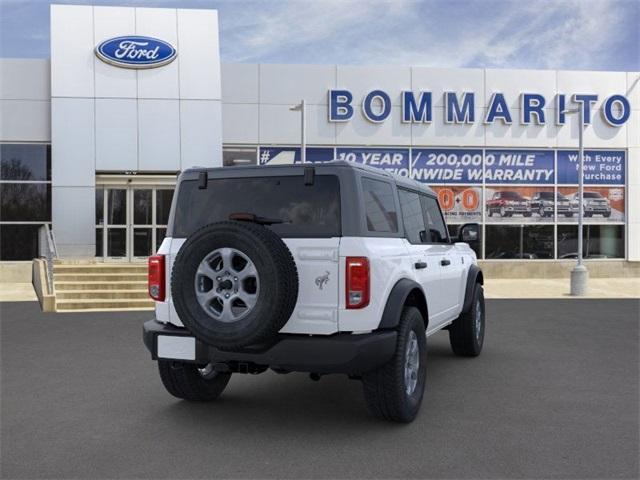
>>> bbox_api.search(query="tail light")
[346,256,369,309]
[148,255,166,301]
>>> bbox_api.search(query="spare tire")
[171,221,298,350]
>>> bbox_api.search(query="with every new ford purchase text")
[143,161,485,422]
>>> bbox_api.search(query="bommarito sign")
[328,90,631,127]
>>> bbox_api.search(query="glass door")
[105,188,128,260]
[131,188,153,260]
[96,185,174,261]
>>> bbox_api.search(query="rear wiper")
[229,212,288,225]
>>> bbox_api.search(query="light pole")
[289,100,306,164]
[564,104,588,295]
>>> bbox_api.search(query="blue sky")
[0,0,638,70]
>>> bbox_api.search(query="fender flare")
[462,265,484,313]
[378,279,428,330]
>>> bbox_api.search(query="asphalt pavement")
[1,299,638,479]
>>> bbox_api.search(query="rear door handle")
[414,261,427,269]
[440,259,451,266]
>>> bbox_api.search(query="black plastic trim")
[143,319,397,375]
[462,265,483,313]
[378,278,427,330]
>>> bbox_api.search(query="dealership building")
[1,4,639,270]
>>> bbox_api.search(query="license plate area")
[157,335,196,361]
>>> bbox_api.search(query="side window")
[421,195,449,243]
[361,177,398,233]
[398,189,427,244]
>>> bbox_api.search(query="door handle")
[414,261,427,269]
[440,259,451,266]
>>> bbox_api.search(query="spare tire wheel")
[171,221,299,350]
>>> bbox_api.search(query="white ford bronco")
[143,161,485,422]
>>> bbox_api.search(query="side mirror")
[458,223,480,243]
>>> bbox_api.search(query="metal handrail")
[38,224,58,293]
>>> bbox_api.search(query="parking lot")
[1,299,638,479]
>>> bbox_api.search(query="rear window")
[172,175,341,238]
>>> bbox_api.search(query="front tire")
[449,284,485,357]
[158,360,231,401]
[362,307,427,423]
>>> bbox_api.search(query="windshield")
[537,192,554,200]
[583,192,603,198]
[500,191,525,200]
[172,175,341,238]
[556,193,568,200]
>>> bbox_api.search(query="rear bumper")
[143,319,397,375]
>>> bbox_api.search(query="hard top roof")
[185,160,435,196]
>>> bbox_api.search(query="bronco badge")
[315,271,330,290]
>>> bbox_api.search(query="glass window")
[362,178,398,233]
[173,175,341,238]
[421,195,449,243]
[133,189,152,225]
[398,189,426,244]
[95,188,104,226]
[0,224,41,260]
[0,183,51,222]
[557,225,624,259]
[0,144,51,181]
[107,189,127,225]
[156,189,174,225]
[95,228,103,257]
[107,229,126,257]
[486,225,553,259]
[133,228,153,257]
[156,228,167,249]
[223,147,257,166]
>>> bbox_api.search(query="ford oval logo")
[95,36,177,69]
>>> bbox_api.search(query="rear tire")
[362,307,427,423]
[158,360,231,401]
[449,284,485,357]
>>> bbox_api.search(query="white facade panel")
[177,9,221,100]
[50,4,95,98]
[0,100,50,142]
[411,67,485,108]
[306,105,336,145]
[336,105,411,146]
[259,104,301,144]
[221,63,259,104]
[556,111,628,149]
[138,99,180,171]
[627,110,640,148]
[95,98,137,171]
[93,6,137,98]
[626,72,640,110]
[557,70,627,110]
[51,97,95,187]
[0,59,50,100]
[136,7,180,99]
[52,186,95,246]
[180,100,223,170]
[337,65,410,107]
[222,103,259,144]
[412,107,485,147]
[485,108,558,147]
[485,69,557,110]
[260,64,335,105]
[628,147,640,188]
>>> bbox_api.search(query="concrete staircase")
[53,262,154,312]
